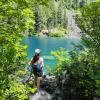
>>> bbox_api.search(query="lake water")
[23,36,81,73]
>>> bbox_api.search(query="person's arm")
[28,58,33,65]
[40,57,44,69]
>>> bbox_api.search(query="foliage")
[52,47,99,98]
[0,69,28,100]
[75,3,100,97]
[3,81,28,100]
[27,80,37,94]
[33,0,68,34]
[49,31,66,37]
[32,0,97,34]
[48,26,71,37]
[1,69,37,100]
[95,70,100,97]
[0,0,49,99]
[75,1,100,98]
[75,2,100,63]
[32,0,94,35]
[64,0,93,9]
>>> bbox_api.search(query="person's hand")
[28,61,31,65]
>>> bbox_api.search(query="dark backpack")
[30,58,42,72]
[35,63,41,72]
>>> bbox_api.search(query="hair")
[31,53,40,64]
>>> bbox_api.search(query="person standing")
[30,49,44,94]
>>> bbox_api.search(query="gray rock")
[29,90,52,100]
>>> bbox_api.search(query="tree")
[52,48,98,99]
[0,0,34,98]
[0,0,49,99]
[75,3,100,97]
[75,2,100,64]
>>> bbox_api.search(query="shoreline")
[28,33,81,39]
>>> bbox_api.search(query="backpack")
[35,62,41,72]
[30,58,42,72]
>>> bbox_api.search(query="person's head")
[35,49,40,55]
[33,49,40,63]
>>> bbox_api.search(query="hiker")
[30,49,44,94]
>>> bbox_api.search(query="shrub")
[3,81,29,100]
[49,31,65,37]
[52,48,99,99]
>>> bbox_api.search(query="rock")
[29,90,52,100]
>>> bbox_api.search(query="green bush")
[3,81,29,100]
[95,70,100,97]
[49,31,65,37]
[48,27,71,37]
[52,48,99,98]
[27,80,37,94]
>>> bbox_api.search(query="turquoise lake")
[23,36,81,73]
